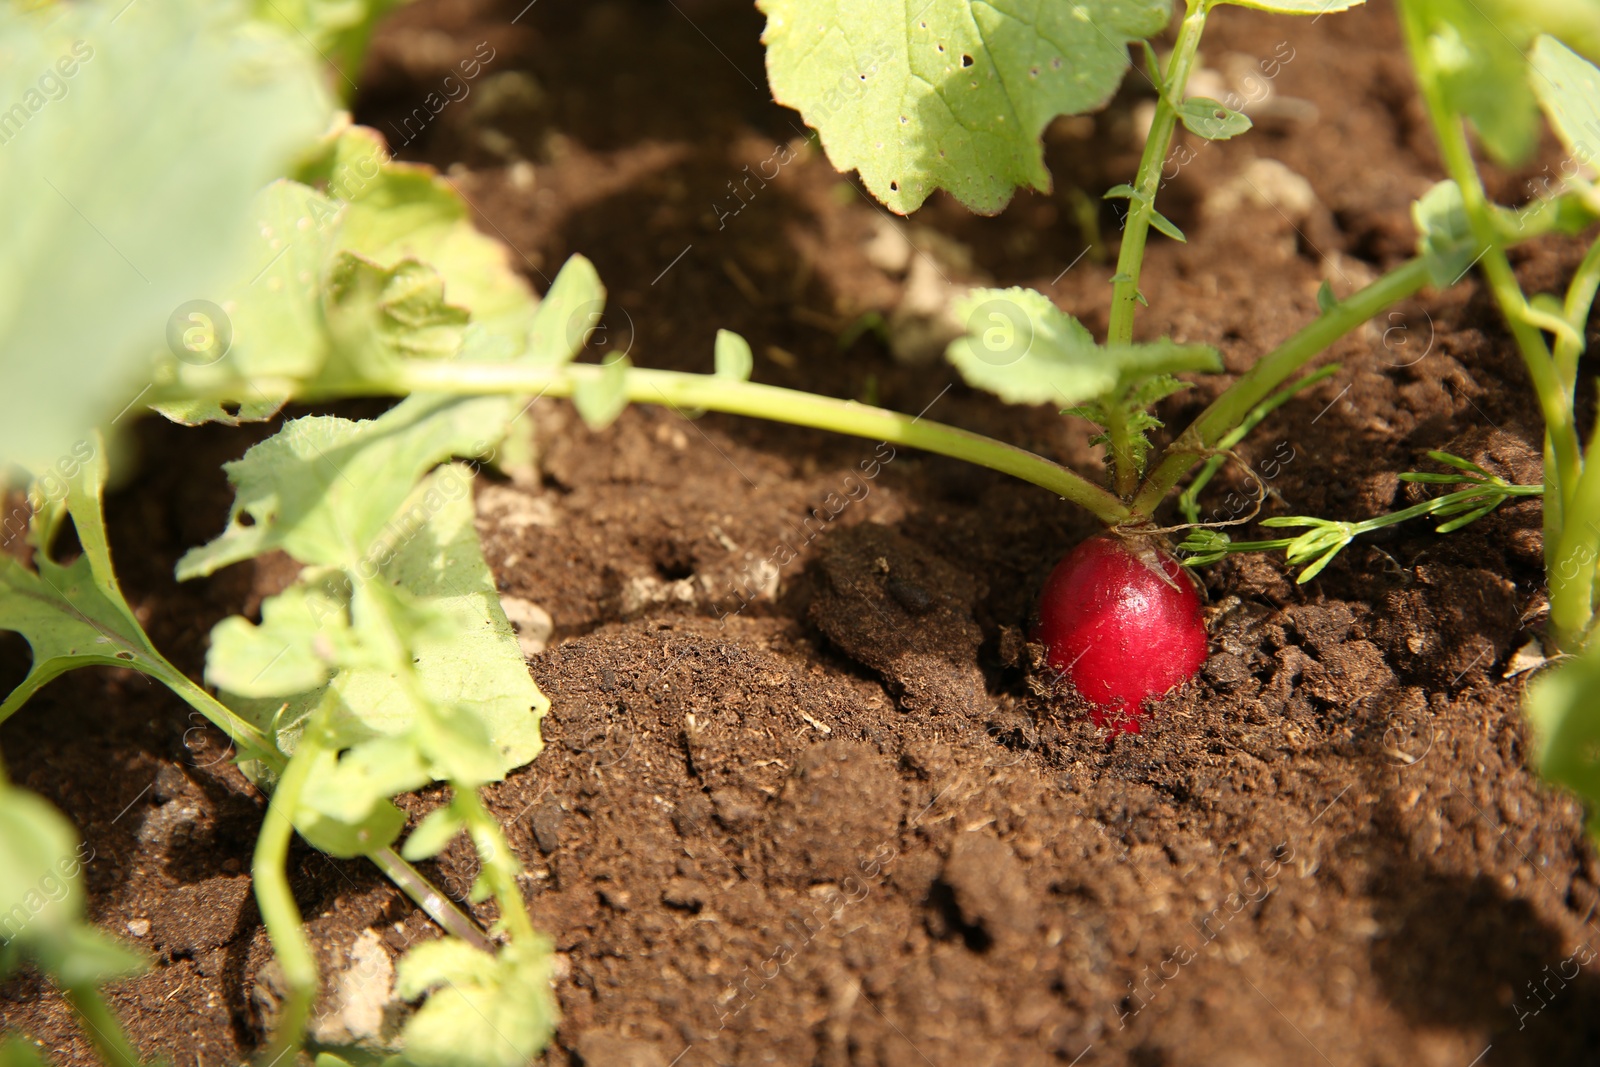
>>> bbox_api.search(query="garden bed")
[5,1,1600,1064]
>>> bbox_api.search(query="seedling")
[8,0,1600,1062]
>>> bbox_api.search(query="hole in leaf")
[220,400,241,417]
[1051,57,1062,69]
[114,650,135,662]
[237,512,256,528]
[899,115,908,124]
[936,43,945,52]
[859,73,867,81]
[960,54,973,67]
[889,181,899,192]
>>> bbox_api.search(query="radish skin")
[1035,534,1208,732]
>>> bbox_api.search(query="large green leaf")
[946,287,1220,405]
[176,395,507,577]
[0,439,175,724]
[758,0,1170,214]
[0,0,331,469]
[1406,0,1600,165]
[394,937,557,1067]
[156,127,546,424]
[0,785,148,986]
[1526,650,1600,828]
[1529,34,1600,166]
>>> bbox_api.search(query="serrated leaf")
[395,937,557,1067]
[714,329,754,381]
[1413,180,1480,288]
[526,255,606,367]
[201,461,546,787]
[402,805,467,861]
[157,127,542,422]
[1176,96,1252,140]
[573,356,631,430]
[0,441,172,723]
[177,395,508,577]
[946,287,1220,406]
[1530,35,1600,167]
[205,580,353,698]
[758,0,1171,214]
[0,0,331,469]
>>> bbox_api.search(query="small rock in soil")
[941,831,1033,944]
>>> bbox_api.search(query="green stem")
[251,710,327,1066]
[1178,363,1342,523]
[143,661,278,769]
[1399,1,1578,507]
[1549,428,1600,647]
[456,789,535,943]
[384,363,1132,525]
[1558,233,1600,391]
[1134,256,1432,518]
[369,846,494,952]
[1103,0,1210,497]
[1106,0,1209,347]
[63,985,144,1067]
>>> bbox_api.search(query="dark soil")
[7,1,1600,1065]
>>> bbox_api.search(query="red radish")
[1035,534,1207,732]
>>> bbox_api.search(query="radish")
[1035,534,1208,732]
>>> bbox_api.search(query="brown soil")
[7,1,1600,1065]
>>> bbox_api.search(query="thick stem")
[1133,256,1431,517]
[1103,0,1210,497]
[389,363,1132,525]
[64,985,144,1067]
[251,717,326,1066]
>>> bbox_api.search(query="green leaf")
[1176,97,1252,140]
[1103,183,1139,201]
[200,460,546,785]
[946,287,1220,406]
[714,329,754,381]
[0,788,83,948]
[177,395,508,577]
[292,747,411,858]
[758,0,1171,214]
[28,924,147,988]
[1413,180,1481,288]
[1529,35,1600,167]
[573,356,632,430]
[402,805,467,862]
[158,128,544,423]
[252,0,415,97]
[1526,650,1600,825]
[0,441,173,723]
[0,1037,50,1067]
[1410,0,1542,164]
[1316,280,1338,313]
[204,578,354,698]
[395,937,557,1067]
[1147,209,1188,243]
[526,255,606,367]
[0,0,331,468]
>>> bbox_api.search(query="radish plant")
[8,0,1600,1063]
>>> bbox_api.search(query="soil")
[6,1,1600,1065]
